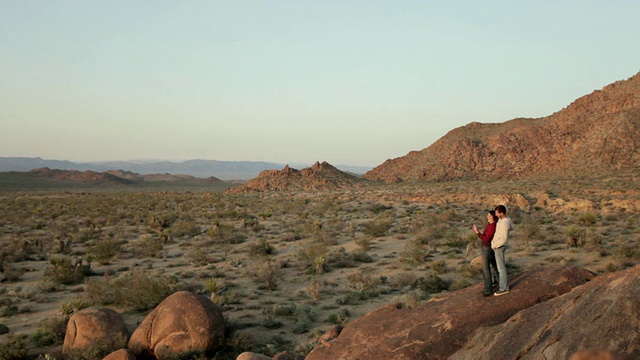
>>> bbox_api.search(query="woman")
[473,210,500,296]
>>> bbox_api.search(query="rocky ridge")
[364,71,640,182]
[226,161,367,193]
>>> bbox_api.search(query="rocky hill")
[226,161,367,193]
[28,168,134,185]
[364,71,640,183]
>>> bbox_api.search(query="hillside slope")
[364,71,640,182]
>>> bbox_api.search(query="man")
[492,205,514,296]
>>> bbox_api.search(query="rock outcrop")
[451,265,640,359]
[364,71,640,182]
[128,291,225,359]
[306,266,595,360]
[62,308,128,355]
[226,161,366,192]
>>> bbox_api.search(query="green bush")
[43,257,90,285]
[363,219,392,237]
[0,333,28,360]
[88,237,121,265]
[31,315,67,347]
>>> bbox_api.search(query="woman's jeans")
[494,246,509,291]
[481,246,499,294]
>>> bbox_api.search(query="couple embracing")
[473,205,514,297]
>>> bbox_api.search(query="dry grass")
[0,173,639,358]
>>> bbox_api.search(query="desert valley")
[0,71,639,359]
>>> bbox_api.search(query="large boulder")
[103,349,136,360]
[236,352,271,360]
[62,308,128,355]
[450,265,640,359]
[306,266,594,360]
[128,291,225,359]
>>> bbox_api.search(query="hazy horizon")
[2,1,639,167]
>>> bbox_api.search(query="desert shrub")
[520,219,542,243]
[88,237,121,265]
[251,258,281,290]
[401,238,430,265]
[577,212,598,225]
[297,243,328,274]
[347,268,379,293]
[564,225,584,247]
[0,333,28,360]
[43,257,90,285]
[326,308,350,325]
[430,260,447,274]
[117,270,174,311]
[31,315,67,347]
[292,305,316,334]
[187,244,209,266]
[147,212,176,230]
[248,239,275,258]
[129,234,164,258]
[58,297,89,316]
[449,278,471,291]
[262,307,283,329]
[1,264,25,282]
[393,290,427,309]
[410,272,449,294]
[355,237,371,252]
[171,221,201,238]
[84,270,174,311]
[208,224,246,244]
[335,291,365,305]
[349,251,373,263]
[368,203,393,214]
[272,303,297,317]
[363,219,392,237]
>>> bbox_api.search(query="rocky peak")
[226,161,366,193]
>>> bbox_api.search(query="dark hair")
[495,205,507,215]
[488,210,498,223]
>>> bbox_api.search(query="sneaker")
[494,289,510,296]
[482,292,493,297]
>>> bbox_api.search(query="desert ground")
[0,173,639,359]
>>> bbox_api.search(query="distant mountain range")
[0,157,373,180]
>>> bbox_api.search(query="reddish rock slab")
[451,265,640,359]
[306,266,594,360]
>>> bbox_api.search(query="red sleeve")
[477,222,496,242]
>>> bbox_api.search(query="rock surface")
[450,265,640,359]
[364,71,640,182]
[305,266,594,360]
[236,352,271,360]
[62,308,128,354]
[128,291,225,359]
[103,349,136,360]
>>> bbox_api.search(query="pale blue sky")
[1,1,639,167]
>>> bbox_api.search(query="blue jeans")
[494,246,509,291]
[481,246,499,294]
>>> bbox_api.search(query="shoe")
[494,289,510,296]
[482,292,493,297]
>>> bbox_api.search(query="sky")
[1,1,639,167]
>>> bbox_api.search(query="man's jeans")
[494,246,509,291]
[481,246,499,294]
